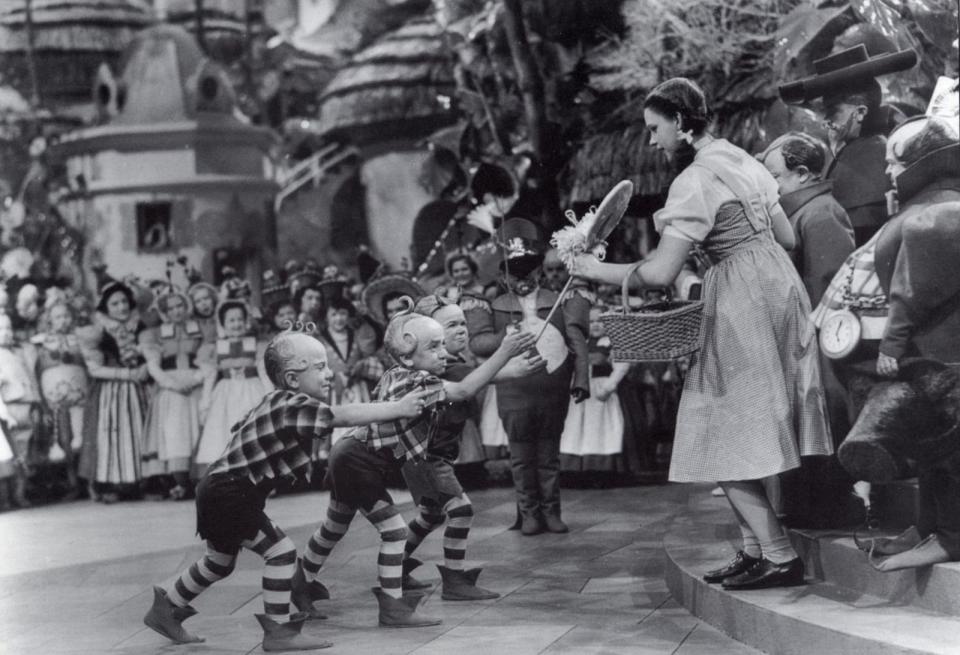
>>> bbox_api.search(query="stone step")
[665,490,960,655]
[789,527,960,617]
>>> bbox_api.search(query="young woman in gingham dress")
[575,78,832,590]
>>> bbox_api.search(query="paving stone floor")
[0,482,760,654]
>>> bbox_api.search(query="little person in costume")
[143,329,431,652]
[399,293,544,599]
[465,218,590,536]
[192,299,270,479]
[139,285,207,500]
[295,303,536,626]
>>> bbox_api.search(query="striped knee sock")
[168,545,237,607]
[246,524,297,621]
[363,502,407,600]
[404,504,445,558]
[443,495,473,570]
[303,501,356,582]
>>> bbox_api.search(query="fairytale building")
[49,24,279,294]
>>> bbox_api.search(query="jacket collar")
[779,180,834,216]
[896,144,960,205]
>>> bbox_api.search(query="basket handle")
[620,261,644,314]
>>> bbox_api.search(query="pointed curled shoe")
[402,556,433,591]
[373,587,442,628]
[437,565,500,601]
[871,534,952,572]
[703,551,760,583]
[143,586,205,644]
[291,560,329,619]
[721,557,805,590]
[256,612,333,651]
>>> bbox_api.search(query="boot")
[290,559,329,619]
[520,513,543,536]
[437,565,500,601]
[372,587,441,628]
[256,613,332,652]
[143,586,205,644]
[542,513,569,534]
[402,556,432,591]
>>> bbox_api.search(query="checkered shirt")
[206,390,334,484]
[356,366,446,461]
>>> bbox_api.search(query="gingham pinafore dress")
[666,143,833,483]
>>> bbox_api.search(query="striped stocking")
[303,500,356,582]
[443,495,473,570]
[404,504,445,558]
[167,544,237,608]
[362,501,407,599]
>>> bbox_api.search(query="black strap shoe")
[721,557,805,590]
[703,551,760,583]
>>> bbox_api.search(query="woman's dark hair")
[96,281,136,314]
[779,133,828,176]
[381,291,405,320]
[470,162,516,201]
[326,295,356,317]
[643,77,710,136]
[292,284,321,313]
[446,253,478,278]
[216,299,249,328]
[894,117,959,169]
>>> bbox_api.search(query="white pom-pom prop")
[549,180,633,275]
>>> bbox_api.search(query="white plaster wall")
[361,151,432,270]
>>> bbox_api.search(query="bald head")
[384,313,440,362]
[264,331,326,389]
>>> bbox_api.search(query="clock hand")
[835,323,842,340]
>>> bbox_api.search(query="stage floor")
[0,482,758,654]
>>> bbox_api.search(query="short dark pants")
[195,473,269,554]
[324,437,396,512]
[401,456,463,507]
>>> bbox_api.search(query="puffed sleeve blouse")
[652,139,781,243]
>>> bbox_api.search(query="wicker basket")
[600,262,704,362]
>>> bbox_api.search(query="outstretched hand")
[398,389,436,418]
[877,353,899,378]
[499,329,537,358]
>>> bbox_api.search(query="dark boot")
[255,613,332,652]
[372,587,442,628]
[402,556,432,590]
[290,559,329,619]
[143,586,205,644]
[437,565,499,601]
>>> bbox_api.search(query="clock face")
[820,311,861,359]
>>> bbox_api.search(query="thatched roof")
[566,125,673,203]
[0,0,154,52]
[317,18,457,144]
[293,0,431,59]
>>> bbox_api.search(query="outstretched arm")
[574,235,693,291]
[444,330,536,401]
[330,389,432,427]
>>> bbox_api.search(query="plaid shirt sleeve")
[366,367,446,460]
[280,393,336,440]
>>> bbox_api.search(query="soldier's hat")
[497,217,544,278]
[779,44,918,106]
